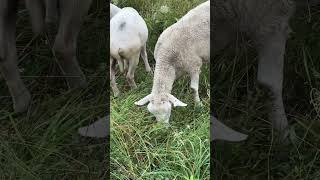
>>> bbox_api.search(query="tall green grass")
[110,0,210,179]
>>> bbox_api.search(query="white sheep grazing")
[110,7,152,97]
[135,1,209,123]
[110,3,121,19]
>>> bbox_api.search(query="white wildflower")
[160,5,169,14]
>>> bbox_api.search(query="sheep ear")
[78,117,108,138]
[167,94,187,107]
[135,94,152,106]
[211,117,248,142]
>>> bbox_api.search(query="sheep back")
[154,1,210,70]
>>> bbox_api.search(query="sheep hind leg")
[190,69,202,106]
[126,54,139,89]
[110,57,120,97]
[140,44,152,73]
[123,59,129,73]
[44,0,58,24]
[52,0,92,89]
[116,57,124,73]
[257,32,293,142]
[0,2,31,113]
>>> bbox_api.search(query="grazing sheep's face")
[135,93,187,124]
[147,97,172,123]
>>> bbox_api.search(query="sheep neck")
[151,61,176,95]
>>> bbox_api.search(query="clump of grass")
[110,0,209,179]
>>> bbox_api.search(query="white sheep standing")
[135,1,209,123]
[110,7,152,97]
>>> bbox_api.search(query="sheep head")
[135,93,187,123]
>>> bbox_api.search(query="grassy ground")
[212,4,320,180]
[110,0,210,179]
[0,1,108,179]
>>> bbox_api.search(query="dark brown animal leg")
[25,0,45,35]
[45,0,58,24]
[53,0,92,89]
[0,0,31,113]
[257,32,289,136]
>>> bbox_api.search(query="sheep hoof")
[148,69,154,76]
[146,67,153,74]
[13,90,32,113]
[195,101,203,107]
[273,126,297,145]
[129,83,137,89]
[193,102,203,113]
[113,91,120,97]
[282,127,297,145]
